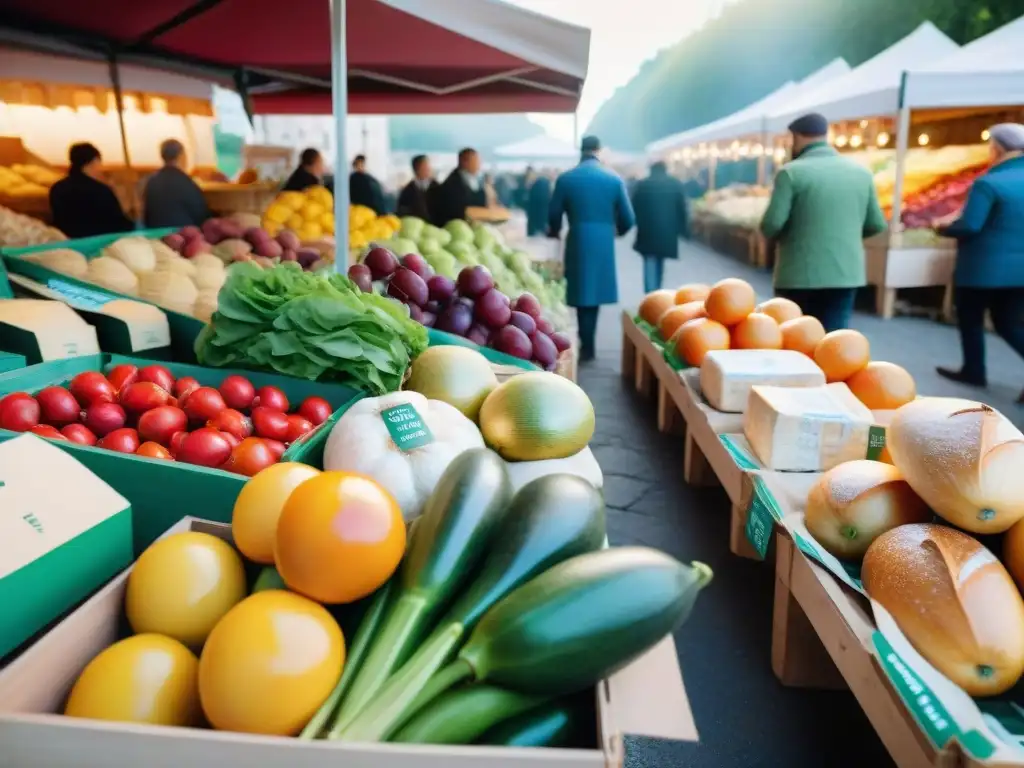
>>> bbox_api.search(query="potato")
[276,230,301,251]
[253,238,283,259]
[182,238,212,259]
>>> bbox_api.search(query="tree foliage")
[587,0,1023,150]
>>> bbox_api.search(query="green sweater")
[760,143,887,289]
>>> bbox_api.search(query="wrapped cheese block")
[700,349,824,413]
[744,383,873,471]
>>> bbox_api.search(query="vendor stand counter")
[865,231,956,320]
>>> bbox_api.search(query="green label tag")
[745,476,783,558]
[872,632,995,758]
[720,435,759,471]
[866,425,886,460]
[381,403,434,451]
[46,278,114,311]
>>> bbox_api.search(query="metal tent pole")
[890,74,911,234]
[108,53,132,169]
[331,0,349,271]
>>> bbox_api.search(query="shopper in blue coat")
[935,123,1024,402]
[549,136,635,362]
[526,172,552,236]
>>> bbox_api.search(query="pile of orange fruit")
[637,279,917,411]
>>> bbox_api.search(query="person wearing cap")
[631,160,690,293]
[760,112,887,332]
[143,139,211,229]
[934,123,1024,401]
[548,136,635,362]
[49,143,134,239]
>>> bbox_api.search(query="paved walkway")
[587,240,1023,768]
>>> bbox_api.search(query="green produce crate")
[0,350,25,373]
[0,354,363,552]
[427,328,537,370]
[1,229,207,363]
[0,253,12,299]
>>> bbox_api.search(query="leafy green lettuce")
[195,262,427,394]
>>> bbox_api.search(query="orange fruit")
[780,315,826,356]
[813,329,871,382]
[674,283,711,305]
[731,312,783,350]
[274,471,406,604]
[673,317,731,367]
[846,361,916,410]
[756,297,802,325]
[638,290,676,326]
[704,278,756,326]
[658,301,706,340]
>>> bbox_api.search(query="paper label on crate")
[744,475,783,558]
[0,435,129,579]
[866,425,886,461]
[720,434,760,471]
[44,278,114,311]
[381,403,434,451]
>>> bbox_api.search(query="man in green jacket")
[760,113,888,331]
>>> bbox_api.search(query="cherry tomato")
[169,430,189,457]
[177,428,232,467]
[208,408,253,441]
[251,406,290,441]
[0,392,40,432]
[138,406,188,446]
[263,439,286,460]
[221,431,241,449]
[106,364,138,393]
[252,386,289,413]
[121,382,173,415]
[284,414,314,443]
[29,424,66,440]
[222,437,279,477]
[138,365,176,393]
[297,396,332,426]
[137,442,173,460]
[219,375,256,412]
[183,387,226,424]
[36,386,80,427]
[83,401,127,437]
[61,423,97,445]
[69,372,116,408]
[174,376,201,401]
[98,427,141,454]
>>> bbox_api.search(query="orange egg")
[704,278,756,326]
[780,315,826,356]
[673,317,731,367]
[731,312,783,350]
[274,471,406,604]
[674,283,711,305]
[813,329,871,383]
[657,301,706,340]
[756,297,802,325]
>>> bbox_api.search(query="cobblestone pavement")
[590,239,1022,767]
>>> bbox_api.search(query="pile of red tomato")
[0,364,334,476]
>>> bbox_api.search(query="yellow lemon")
[232,462,321,564]
[264,203,290,224]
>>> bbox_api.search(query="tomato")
[174,376,201,401]
[183,386,226,423]
[61,423,97,445]
[232,462,320,564]
[126,532,247,647]
[137,441,173,460]
[263,438,286,460]
[284,414,314,443]
[82,402,126,437]
[275,472,406,604]
[219,375,256,412]
[168,430,189,457]
[138,406,188,446]
[120,382,173,415]
[0,392,40,431]
[138,364,176,393]
[97,427,140,454]
[36,386,80,427]
[222,437,278,477]
[297,396,333,426]
[252,385,289,413]
[29,424,66,440]
[65,634,201,726]
[198,590,344,735]
[207,408,252,441]
[69,372,115,408]
[105,364,138,393]
[176,428,232,467]
[251,406,289,441]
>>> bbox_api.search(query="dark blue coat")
[941,155,1024,288]
[548,158,635,307]
[526,176,551,236]
[631,167,690,261]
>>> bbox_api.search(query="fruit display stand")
[199,181,280,217]
[865,231,957,320]
[0,354,362,552]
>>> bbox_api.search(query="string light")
[834,135,848,148]
[876,132,891,147]
[860,120,869,128]
[850,135,863,148]
[981,129,991,141]
[917,133,930,146]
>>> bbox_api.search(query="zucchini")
[399,548,711,721]
[480,693,595,748]
[328,449,511,735]
[390,685,549,745]
[338,474,605,741]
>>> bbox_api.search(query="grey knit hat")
[990,123,1024,152]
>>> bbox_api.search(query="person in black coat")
[396,154,439,221]
[526,171,552,236]
[49,143,134,239]
[349,154,386,215]
[631,161,690,293]
[282,147,324,192]
[143,139,211,229]
[434,148,486,226]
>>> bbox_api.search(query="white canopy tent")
[645,58,850,156]
[766,22,959,132]
[494,134,579,159]
[902,14,1024,109]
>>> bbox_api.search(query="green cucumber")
[338,474,605,741]
[390,685,549,745]
[327,448,511,735]
[402,548,711,719]
[480,693,595,748]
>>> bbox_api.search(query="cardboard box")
[0,299,100,364]
[6,272,172,358]
[0,434,133,659]
[0,354,363,552]
[0,518,698,767]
